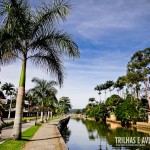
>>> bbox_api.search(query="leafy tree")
[0,0,79,139]
[115,95,138,126]
[1,82,15,119]
[105,94,123,113]
[127,48,150,106]
[89,103,109,122]
[83,103,93,116]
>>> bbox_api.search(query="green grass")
[0,124,41,150]
[47,116,63,122]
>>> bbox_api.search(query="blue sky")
[1,0,150,108]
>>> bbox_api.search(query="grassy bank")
[0,124,41,150]
[1,117,40,129]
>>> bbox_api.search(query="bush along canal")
[60,118,150,150]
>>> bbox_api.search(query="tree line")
[82,48,150,126]
[0,78,72,122]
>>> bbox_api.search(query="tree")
[1,82,15,119]
[44,89,58,120]
[115,95,138,126]
[89,103,109,122]
[59,97,72,114]
[96,84,108,102]
[0,0,79,139]
[105,94,123,113]
[94,85,102,102]
[105,80,114,96]
[127,48,150,106]
[32,77,58,122]
[25,90,36,117]
[114,76,126,97]
[88,97,95,108]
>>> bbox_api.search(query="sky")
[1,0,150,109]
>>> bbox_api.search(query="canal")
[60,118,150,150]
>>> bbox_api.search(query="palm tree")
[59,97,72,114]
[0,0,79,139]
[45,90,58,120]
[101,84,107,101]
[1,82,15,119]
[105,80,114,97]
[32,77,58,122]
[25,90,36,117]
[88,97,95,108]
[94,85,102,103]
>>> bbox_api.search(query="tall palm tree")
[114,76,126,97]
[94,85,102,103]
[105,80,114,97]
[32,77,58,122]
[59,97,71,114]
[25,90,36,117]
[1,82,15,119]
[0,0,79,139]
[45,89,58,120]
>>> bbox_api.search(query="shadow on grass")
[21,136,61,141]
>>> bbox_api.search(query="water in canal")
[60,118,150,150]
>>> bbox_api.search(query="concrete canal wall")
[56,117,70,150]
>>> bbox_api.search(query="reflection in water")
[61,118,150,150]
[60,126,71,143]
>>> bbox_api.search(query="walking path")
[1,120,38,142]
[23,119,68,150]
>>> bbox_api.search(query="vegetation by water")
[82,49,150,124]
[78,48,150,125]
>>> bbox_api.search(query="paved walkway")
[23,120,68,150]
[1,120,38,142]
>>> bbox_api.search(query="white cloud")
[1,0,150,109]
[62,0,150,42]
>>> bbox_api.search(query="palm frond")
[33,0,71,36]
[30,53,63,85]
[31,29,79,59]
[0,27,23,66]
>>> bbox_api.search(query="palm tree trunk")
[40,111,43,122]
[40,101,44,122]
[47,110,50,120]
[99,94,101,103]
[8,95,12,119]
[12,59,26,140]
[50,111,53,118]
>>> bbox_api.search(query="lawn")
[0,124,41,150]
